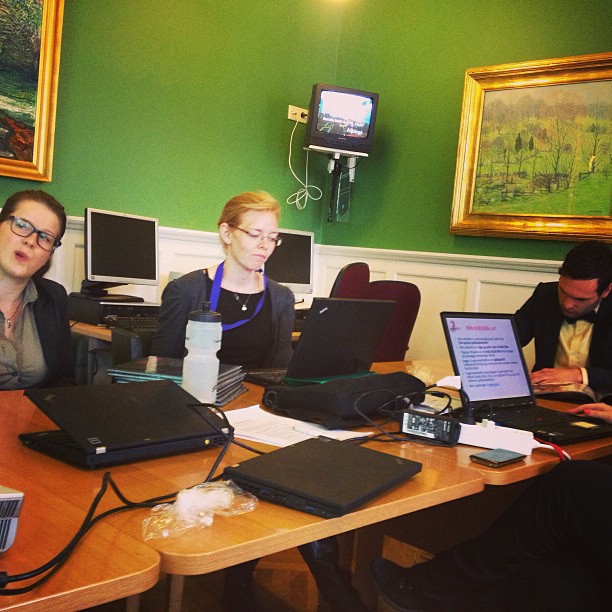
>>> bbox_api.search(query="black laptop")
[21,380,228,468]
[440,312,612,445]
[223,437,422,518]
[246,297,395,386]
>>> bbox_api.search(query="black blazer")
[513,282,612,392]
[32,276,74,387]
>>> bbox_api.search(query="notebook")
[245,297,395,386]
[21,380,228,468]
[223,437,422,518]
[440,312,612,445]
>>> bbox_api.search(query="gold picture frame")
[0,0,64,182]
[450,52,612,241]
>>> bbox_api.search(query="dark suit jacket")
[513,281,612,392]
[32,276,74,387]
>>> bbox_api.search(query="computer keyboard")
[103,315,159,330]
[490,405,583,429]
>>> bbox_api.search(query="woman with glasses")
[151,192,367,611]
[150,191,295,368]
[0,189,72,388]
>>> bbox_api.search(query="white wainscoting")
[50,217,560,364]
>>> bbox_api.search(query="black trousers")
[410,460,612,611]
[224,536,368,611]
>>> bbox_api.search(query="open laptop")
[440,312,612,445]
[246,297,395,386]
[21,380,228,468]
[223,437,422,518]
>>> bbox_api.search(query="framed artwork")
[0,0,64,182]
[450,52,612,241]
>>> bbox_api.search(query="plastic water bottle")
[181,302,222,404]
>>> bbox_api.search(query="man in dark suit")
[513,240,612,391]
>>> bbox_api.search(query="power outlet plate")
[288,105,308,123]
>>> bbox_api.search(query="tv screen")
[83,208,159,295]
[264,229,314,295]
[305,84,379,157]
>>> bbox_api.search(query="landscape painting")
[450,52,612,241]
[0,0,64,181]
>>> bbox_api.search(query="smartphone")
[469,448,526,468]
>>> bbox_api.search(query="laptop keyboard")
[490,405,585,430]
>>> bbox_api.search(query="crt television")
[304,83,379,157]
[81,208,159,297]
[264,228,314,295]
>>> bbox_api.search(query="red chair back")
[329,262,370,298]
[367,280,421,361]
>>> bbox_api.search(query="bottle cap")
[188,301,222,323]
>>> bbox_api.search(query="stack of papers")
[225,405,373,447]
[107,357,247,406]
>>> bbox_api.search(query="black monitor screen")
[85,208,159,287]
[264,229,314,295]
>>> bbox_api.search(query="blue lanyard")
[209,261,267,331]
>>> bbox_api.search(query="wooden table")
[0,376,484,611]
[4,361,611,611]
[0,396,159,611]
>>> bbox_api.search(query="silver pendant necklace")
[4,300,23,329]
[233,293,252,312]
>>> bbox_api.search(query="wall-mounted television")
[264,228,314,295]
[304,83,379,157]
[80,208,159,298]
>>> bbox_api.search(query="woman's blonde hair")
[217,191,281,228]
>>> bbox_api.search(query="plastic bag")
[142,480,257,540]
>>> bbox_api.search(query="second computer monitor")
[264,228,314,295]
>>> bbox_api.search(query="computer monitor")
[305,83,379,157]
[264,228,314,295]
[80,208,159,298]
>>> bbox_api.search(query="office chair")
[111,327,156,365]
[329,262,370,298]
[366,280,421,361]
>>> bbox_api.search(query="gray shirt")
[0,280,48,389]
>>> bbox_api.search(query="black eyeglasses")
[228,224,282,247]
[7,216,61,252]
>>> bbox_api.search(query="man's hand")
[568,403,612,425]
[530,367,583,385]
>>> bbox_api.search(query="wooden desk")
[374,361,612,484]
[70,320,112,342]
[1,381,484,611]
[6,362,611,611]
[0,395,159,611]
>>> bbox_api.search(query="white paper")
[225,405,372,447]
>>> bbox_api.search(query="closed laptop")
[223,437,422,518]
[21,380,228,468]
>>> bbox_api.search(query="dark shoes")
[370,558,428,612]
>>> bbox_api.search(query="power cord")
[0,405,262,596]
[0,472,177,595]
[286,119,322,210]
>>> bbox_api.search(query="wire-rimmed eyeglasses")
[228,224,282,247]
[7,216,61,252]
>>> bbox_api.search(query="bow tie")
[565,311,597,324]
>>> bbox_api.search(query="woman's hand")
[567,403,612,425]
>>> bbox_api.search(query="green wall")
[1,0,610,262]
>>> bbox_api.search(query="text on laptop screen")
[443,316,532,403]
